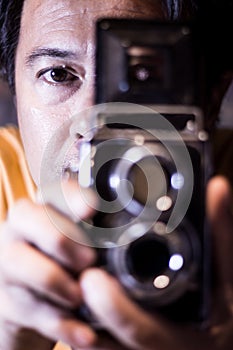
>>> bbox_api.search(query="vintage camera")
[77,19,211,326]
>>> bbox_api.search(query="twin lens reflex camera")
[76,19,211,326]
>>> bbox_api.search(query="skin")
[0,0,233,349]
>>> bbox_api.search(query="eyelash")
[37,65,83,86]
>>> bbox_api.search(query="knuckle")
[0,221,10,243]
[50,232,68,254]
[7,198,35,223]
[0,241,26,279]
[39,262,80,307]
[0,242,12,262]
[40,263,60,291]
[0,243,13,274]
[0,224,18,270]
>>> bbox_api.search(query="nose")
[81,77,96,109]
[69,52,97,138]
[69,75,97,141]
[79,49,97,110]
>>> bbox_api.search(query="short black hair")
[0,0,198,94]
[0,0,24,93]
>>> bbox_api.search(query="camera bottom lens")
[108,220,200,307]
[126,234,170,282]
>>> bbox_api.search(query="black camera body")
[78,19,211,326]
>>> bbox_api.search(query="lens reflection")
[126,234,170,282]
[128,156,168,206]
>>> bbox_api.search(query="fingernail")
[76,245,97,269]
[77,187,99,216]
[75,327,96,347]
[67,186,98,222]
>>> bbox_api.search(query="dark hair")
[0,0,198,94]
[0,0,24,93]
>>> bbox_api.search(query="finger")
[80,268,154,349]
[80,269,215,350]
[80,268,188,350]
[0,286,97,349]
[207,176,232,225]
[5,199,96,272]
[37,178,98,223]
[84,330,132,350]
[0,240,82,308]
[206,176,233,284]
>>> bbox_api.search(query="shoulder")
[0,125,36,221]
[0,124,22,154]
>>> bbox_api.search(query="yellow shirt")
[0,125,35,220]
[0,126,71,350]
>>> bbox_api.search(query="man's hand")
[1,176,232,350]
[0,180,98,349]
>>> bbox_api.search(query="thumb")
[206,176,233,284]
[79,268,203,350]
[36,178,98,222]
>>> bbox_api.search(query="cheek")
[16,97,72,185]
[15,56,94,185]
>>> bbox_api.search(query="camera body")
[78,19,211,326]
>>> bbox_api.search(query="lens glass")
[128,156,168,206]
[96,159,119,201]
[126,234,170,282]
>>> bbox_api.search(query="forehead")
[17,0,166,61]
[22,0,165,16]
[20,0,165,37]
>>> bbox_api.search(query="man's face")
[15,0,165,184]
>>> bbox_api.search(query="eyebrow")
[25,47,78,66]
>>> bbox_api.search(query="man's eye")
[50,68,71,82]
[37,66,82,85]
